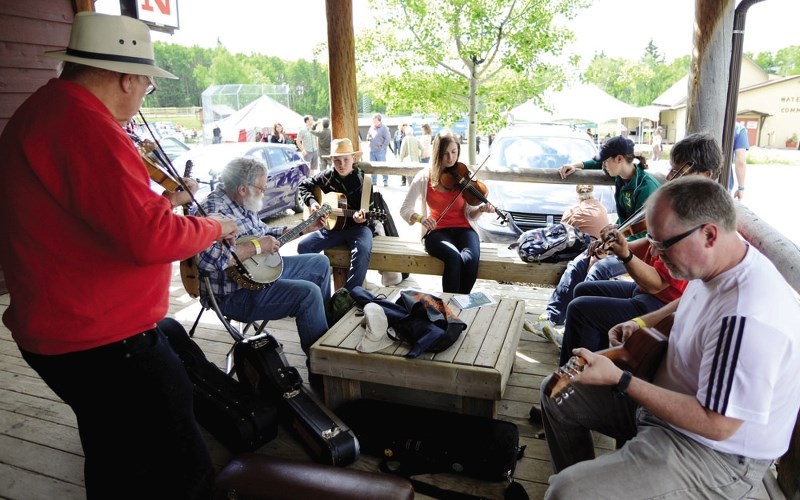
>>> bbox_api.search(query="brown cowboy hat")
[323,138,363,159]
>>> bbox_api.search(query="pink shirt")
[561,199,609,239]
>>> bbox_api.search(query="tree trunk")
[468,73,478,166]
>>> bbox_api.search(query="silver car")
[476,124,616,244]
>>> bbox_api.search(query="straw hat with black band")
[323,138,363,159]
[44,12,177,80]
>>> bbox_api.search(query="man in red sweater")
[0,13,237,499]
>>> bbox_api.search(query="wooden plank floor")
[0,264,615,500]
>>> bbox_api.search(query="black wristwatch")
[614,370,633,397]
[619,252,634,264]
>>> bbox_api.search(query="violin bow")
[137,112,252,274]
[421,155,492,241]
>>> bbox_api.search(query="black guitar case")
[233,333,360,467]
[337,398,524,482]
[159,318,279,454]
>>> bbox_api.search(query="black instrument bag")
[233,333,360,467]
[159,318,278,454]
[336,398,525,482]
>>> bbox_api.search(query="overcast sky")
[97,0,798,65]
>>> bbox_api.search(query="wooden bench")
[309,287,525,418]
[324,235,567,289]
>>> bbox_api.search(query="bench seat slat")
[324,236,568,287]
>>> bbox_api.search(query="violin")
[616,209,647,238]
[439,162,509,223]
[138,138,181,192]
[595,208,648,258]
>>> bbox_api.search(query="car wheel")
[293,185,303,213]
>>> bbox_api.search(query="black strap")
[379,460,528,500]
[407,478,489,500]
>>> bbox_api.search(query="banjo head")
[236,235,284,284]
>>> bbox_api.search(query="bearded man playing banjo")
[196,157,331,358]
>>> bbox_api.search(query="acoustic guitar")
[545,314,673,405]
[225,204,333,291]
[305,189,386,231]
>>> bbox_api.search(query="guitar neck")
[279,217,317,245]
[279,204,331,244]
[333,208,369,218]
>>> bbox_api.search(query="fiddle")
[593,208,648,258]
[616,209,648,238]
[438,162,509,223]
[138,138,181,192]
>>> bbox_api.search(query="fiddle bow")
[136,112,260,289]
[423,155,518,239]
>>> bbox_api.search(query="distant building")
[654,56,800,149]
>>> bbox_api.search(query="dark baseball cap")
[595,136,635,162]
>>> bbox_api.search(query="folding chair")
[181,256,266,374]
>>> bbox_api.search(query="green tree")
[358,0,588,164]
[583,48,690,107]
[749,45,800,76]
[151,43,213,107]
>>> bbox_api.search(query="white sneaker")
[542,325,563,348]
[530,315,555,337]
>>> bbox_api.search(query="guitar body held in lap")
[305,189,386,231]
[545,314,673,404]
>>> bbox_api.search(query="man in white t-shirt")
[540,176,800,499]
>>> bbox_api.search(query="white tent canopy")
[508,82,659,125]
[204,95,305,143]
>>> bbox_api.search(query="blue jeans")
[220,253,331,353]
[423,227,480,294]
[21,322,214,500]
[370,149,388,184]
[298,225,372,291]
[545,253,626,325]
[558,280,667,365]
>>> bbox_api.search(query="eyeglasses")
[647,224,704,252]
[144,76,157,96]
[666,161,693,180]
[249,184,267,195]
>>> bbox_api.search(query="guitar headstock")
[366,209,387,222]
[183,159,194,178]
[544,355,587,405]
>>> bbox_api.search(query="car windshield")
[490,135,596,170]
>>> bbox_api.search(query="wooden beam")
[325,0,360,148]
[72,0,95,13]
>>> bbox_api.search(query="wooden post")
[73,0,95,12]
[686,0,732,149]
[325,0,360,148]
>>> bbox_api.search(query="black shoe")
[529,405,542,425]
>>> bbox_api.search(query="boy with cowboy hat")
[297,138,376,291]
[0,12,238,499]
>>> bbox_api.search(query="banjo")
[225,204,332,290]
